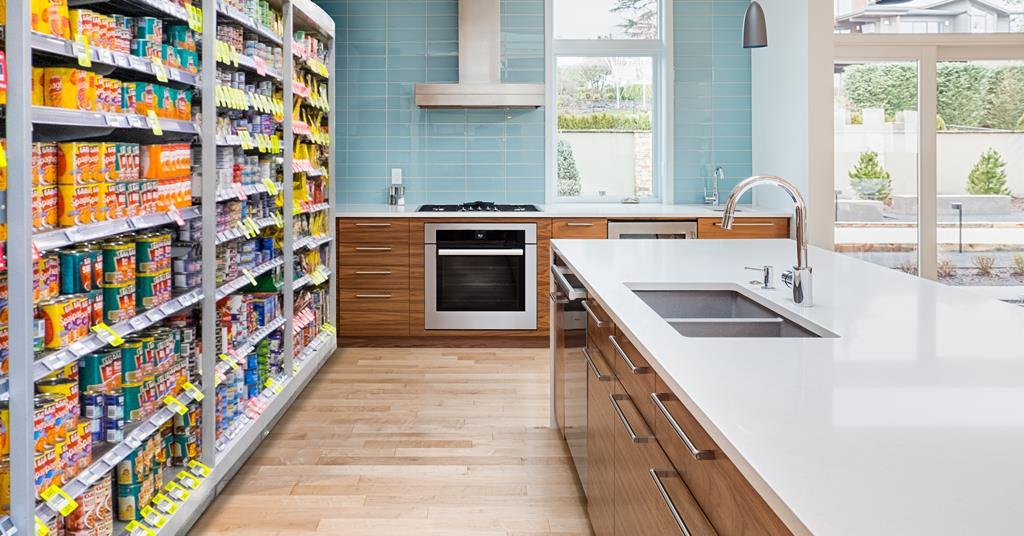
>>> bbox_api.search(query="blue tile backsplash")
[330,0,547,205]
[327,0,751,205]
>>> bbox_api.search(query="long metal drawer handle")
[581,300,608,327]
[354,294,392,299]
[566,222,594,227]
[354,223,393,227]
[609,335,650,374]
[550,291,569,305]
[650,469,696,536]
[437,249,523,256]
[609,393,652,444]
[713,222,773,227]
[354,247,393,252]
[652,393,715,461]
[583,348,610,382]
[354,271,393,275]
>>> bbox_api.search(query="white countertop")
[551,238,1024,536]
[336,203,793,218]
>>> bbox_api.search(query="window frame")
[817,21,1024,282]
[544,0,674,204]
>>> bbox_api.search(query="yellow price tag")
[153,492,179,515]
[321,323,337,335]
[147,111,163,136]
[140,506,167,528]
[188,6,203,33]
[125,521,155,536]
[177,471,201,490]
[75,35,92,67]
[272,135,281,154]
[164,481,191,501]
[231,47,240,67]
[293,363,301,375]
[262,178,279,195]
[188,460,212,478]
[163,395,188,415]
[219,353,240,370]
[246,217,260,235]
[36,516,50,536]
[91,322,124,346]
[273,212,284,227]
[265,378,284,394]
[41,484,79,516]
[152,57,169,83]
[0,142,8,169]
[183,381,204,402]
[242,269,257,286]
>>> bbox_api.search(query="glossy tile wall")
[673,0,753,204]
[331,0,546,205]
[329,0,752,205]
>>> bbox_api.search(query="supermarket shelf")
[215,331,334,454]
[294,268,331,292]
[215,316,288,381]
[296,202,331,216]
[214,257,285,300]
[68,0,189,22]
[214,215,280,245]
[31,32,199,86]
[34,389,202,524]
[29,289,203,386]
[215,181,282,202]
[293,234,331,252]
[150,336,335,536]
[217,1,284,45]
[33,106,198,134]
[34,206,200,253]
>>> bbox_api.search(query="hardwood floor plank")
[192,347,592,535]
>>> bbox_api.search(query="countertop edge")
[334,203,795,219]
[552,240,813,536]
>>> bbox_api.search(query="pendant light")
[742,1,768,49]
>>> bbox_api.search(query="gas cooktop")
[418,202,541,213]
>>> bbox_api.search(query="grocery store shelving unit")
[2,0,336,534]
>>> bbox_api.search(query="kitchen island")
[551,238,1024,535]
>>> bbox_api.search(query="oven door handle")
[437,249,524,256]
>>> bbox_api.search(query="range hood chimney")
[414,0,545,108]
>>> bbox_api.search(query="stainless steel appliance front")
[425,223,537,330]
[607,220,698,239]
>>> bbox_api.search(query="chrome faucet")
[721,176,812,307]
[705,166,725,206]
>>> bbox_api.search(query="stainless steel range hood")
[414,0,545,109]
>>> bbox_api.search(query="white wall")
[751,0,834,247]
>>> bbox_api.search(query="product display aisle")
[1,1,336,534]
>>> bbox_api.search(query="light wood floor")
[192,347,593,535]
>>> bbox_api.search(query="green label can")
[102,283,135,324]
[59,249,93,294]
[119,340,143,384]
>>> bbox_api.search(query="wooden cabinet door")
[587,347,617,536]
[611,390,716,536]
[697,218,789,239]
[553,218,609,239]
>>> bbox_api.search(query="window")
[834,0,1024,35]
[549,0,669,202]
[828,0,1024,301]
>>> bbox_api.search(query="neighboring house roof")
[836,0,1017,21]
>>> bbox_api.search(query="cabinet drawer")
[608,332,657,431]
[338,242,411,266]
[339,264,410,290]
[340,311,409,337]
[610,387,716,536]
[652,379,791,535]
[340,289,410,313]
[583,299,616,363]
[553,218,608,239]
[697,218,789,239]
[338,219,410,243]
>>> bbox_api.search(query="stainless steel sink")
[632,289,834,338]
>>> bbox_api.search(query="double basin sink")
[632,288,836,338]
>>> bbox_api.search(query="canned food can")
[59,249,94,294]
[88,288,104,328]
[104,418,124,443]
[34,448,57,498]
[120,341,143,384]
[0,457,10,515]
[0,401,8,458]
[117,483,142,521]
[104,392,125,421]
[39,298,74,349]
[102,283,135,324]
[122,383,143,423]
[65,477,113,534]
[117,449,140,485]
[33,318,46,353]
[80,349,122,392]
[102,241,135,285]
[81,390,105,420]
